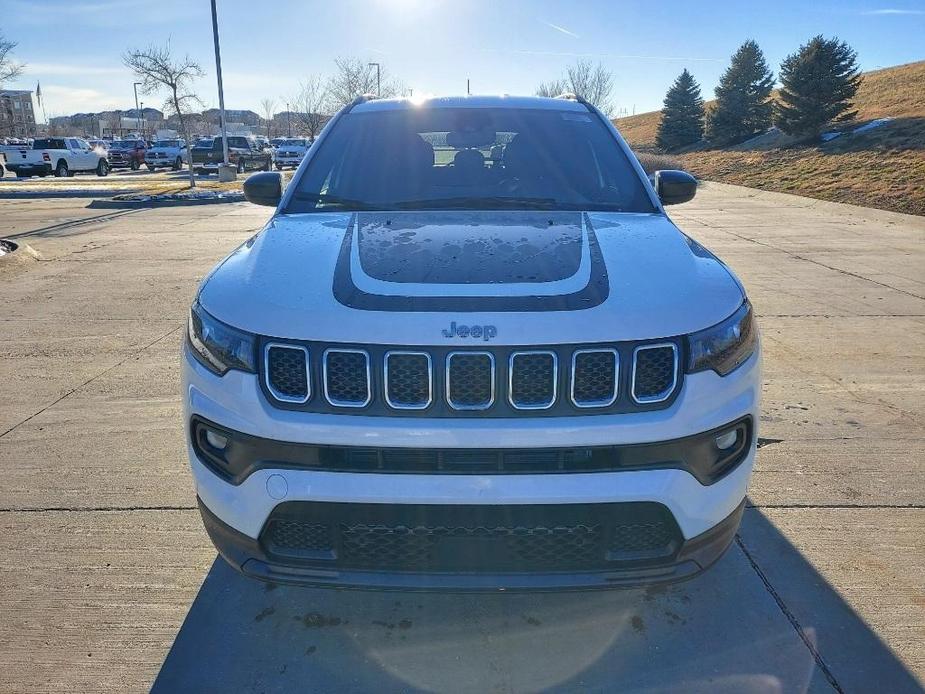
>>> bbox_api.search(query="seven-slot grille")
[263,341,681,414]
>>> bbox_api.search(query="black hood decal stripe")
[332,212,610,312]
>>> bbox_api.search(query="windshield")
[153,140,181,147]
[193,138,214,148]
[286,107,654,213]
[111,141,136,148]
[279,139,307,147]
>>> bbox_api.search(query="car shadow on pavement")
[152,508,921,694]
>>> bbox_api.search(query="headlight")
[187,300,256,375]
[686,300,758,376]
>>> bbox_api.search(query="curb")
[87,196,246,209]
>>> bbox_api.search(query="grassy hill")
[615,61,925,215]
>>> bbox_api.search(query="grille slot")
[384,351,432,410]
[446,352,495,410]
[265,344,310,403]
[323,349,371,407]
[571,349,618,407]
[509,351,558,410]
[632,343,678,403]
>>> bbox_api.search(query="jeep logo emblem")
[442,321,497,341]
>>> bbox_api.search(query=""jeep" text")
[442,321,497,341]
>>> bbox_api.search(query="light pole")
[368,62,381,96]
[133,81,142,134]
[285,102,291,137]
[140,101,145,139]
[210,0,230,166]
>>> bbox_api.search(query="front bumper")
[184,344,759,589]
[200,495,745,590]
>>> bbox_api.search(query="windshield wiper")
[292,193,379,209]
[393,196,559,210]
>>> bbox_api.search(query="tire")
[96,160,109,177]
[173,157,182,171]
[275,163,283,170]
[16,172,28,178]
[236,158,245,174]
[54,160,68,178]
[146,164,156,172]
[262,157,271,172]
[130,159,140,171]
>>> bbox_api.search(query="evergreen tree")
[775,35,862,138]
[656,69,705,152]
[706,40,775,144]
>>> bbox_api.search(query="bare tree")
[123,43,204,188]
[327,57,401,110]
[291,74,331,142]
[536,60,615,116]
[535,79,568,98]
[0,32,24,86]
[259,97,276,138]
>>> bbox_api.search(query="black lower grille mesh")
[260,502,681,572]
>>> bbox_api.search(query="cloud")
[541,21,580,39]
[860,8,925,14]
[40,85,125,117]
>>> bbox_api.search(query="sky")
[3,0,924,120]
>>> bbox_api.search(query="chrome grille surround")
[264,343,311,404]
[631,343,679,404]
[445,351,495,411]
[384,350,433,410]
[570,348,619,408]
[323,348,372,408]
[508,350,558,410]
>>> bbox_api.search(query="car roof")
[350,94,590,113]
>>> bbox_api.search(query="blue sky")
[3,0,924,119]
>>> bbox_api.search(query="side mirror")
[654,170,697,206]
[243,171,282,207]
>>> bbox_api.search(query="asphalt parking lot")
[1,183,923,693]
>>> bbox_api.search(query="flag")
[35,81,42,105]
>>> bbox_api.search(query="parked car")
[273,137,311,169]
[184,95,760,590]
[192,135,272,175]
[145,138,188,171]
[107,139,147,170]
[0,151,6,178]
[270,137,286,149]
[4,137,109,177]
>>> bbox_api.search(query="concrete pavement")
[0,184,922,692]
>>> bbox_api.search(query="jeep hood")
[198,211,744,345]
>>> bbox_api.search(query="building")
[0,89,37,138]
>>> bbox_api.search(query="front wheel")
[275,163,283,170]
[173,157,183,171]
[54,161,69,178]
[262,157,271,172]
[96,160,110,177]
[130,159,140,171]
[146,164,156,172]
[236,158,245,174]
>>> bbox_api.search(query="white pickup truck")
[4,137,110,178]
[145,138,188,171]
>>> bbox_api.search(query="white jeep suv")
[183,95,760,590]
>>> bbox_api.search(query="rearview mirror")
[243,171,282,207]
[654,170,697,205]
